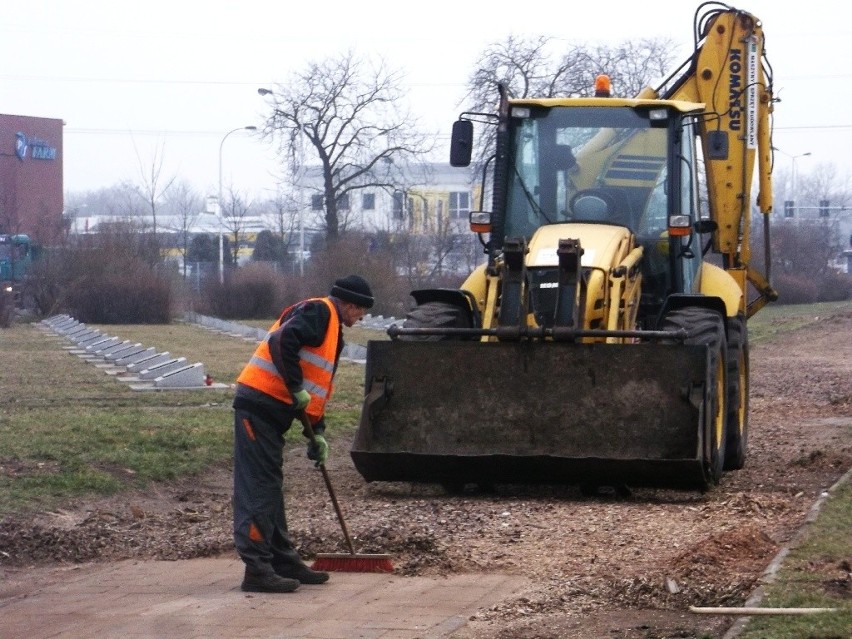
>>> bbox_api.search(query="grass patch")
[738,478,852,638]
[747,300,851,344]
[737,301,852,636]
[0,320,366,514]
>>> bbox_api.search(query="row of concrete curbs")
[182,311,403,363]
[40,315,227,391]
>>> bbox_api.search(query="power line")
[64,123,846,137]
[63,126,453,139]
[0,74,466,89]
[775,124,852,131]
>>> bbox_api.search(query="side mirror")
[450,120,474,167]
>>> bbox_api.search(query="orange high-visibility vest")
[236,297,339,423]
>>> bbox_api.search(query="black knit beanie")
[330,274,374,309]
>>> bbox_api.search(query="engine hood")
[525,223,634,271]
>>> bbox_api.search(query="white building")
[289,162,480,237]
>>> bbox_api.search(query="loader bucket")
[351,340,713,490]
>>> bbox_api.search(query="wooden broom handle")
[298,411,356,555]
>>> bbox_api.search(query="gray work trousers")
[232,407,305,572]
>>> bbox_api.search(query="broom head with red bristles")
[297,412,394,574]
[311,552,394,573]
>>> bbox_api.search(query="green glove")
[293,389,311,410]
[307,434,329,466]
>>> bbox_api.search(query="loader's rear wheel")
[724,314,749,470]
[401,301,472,340]
[661,307,727,487]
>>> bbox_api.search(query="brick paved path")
[1,558,525,639]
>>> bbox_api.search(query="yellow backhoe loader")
[353,3,777,491]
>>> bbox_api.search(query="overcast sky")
[1,0,847,205]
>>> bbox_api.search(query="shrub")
[199,262,295,320]
[303,236,418,318]
[773,273,819,305]
[66,268,173,323]
[817,270,852,302]
[22,247,67,316]
[0,287,13,327]
[198,234,472,321]
[21,232,175,323]
[773,270,852,305]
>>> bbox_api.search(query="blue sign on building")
[14,131,57,161]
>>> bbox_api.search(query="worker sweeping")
[231,275,374,593]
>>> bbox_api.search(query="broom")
[298,411,394,573]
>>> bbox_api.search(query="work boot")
[241,566,300,593]
[273,562,330,585]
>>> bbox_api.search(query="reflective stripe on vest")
[235,297,339,420]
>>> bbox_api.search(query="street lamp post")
[791,152,812,207]
[773,147,812,215]
[218,125,257,283]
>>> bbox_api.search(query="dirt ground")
[1,310,850,639]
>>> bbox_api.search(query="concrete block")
[114,346,155,366]
[43,314,70,327]
[94,340,133,357]
[341,343,367,361]
[85,336,120,352]
[138,357,187,380]
[71,329,101,343]
[76,331,105,347]
[51,315,76,326]
[95,340,130,356]
[103,342,146,361]
[126,351,171,373]
[104,342,145,364]
[65,324,91,338]
[53,319,80,333]
[154,363,205,388]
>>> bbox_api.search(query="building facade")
[297,162,480,236]
[0,114,64,243]
[293,161,486,274]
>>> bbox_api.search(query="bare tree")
[163,180,202,278]
[133,139,177,240]
[794,163,852,266]
[468,35,677,106]
[802,163,851,214]
[467,35,553,107]
[260,50,433,243]
[464,36,678,164]
[259,189,302,257]
[221,187,253,269]
[746,162,852,303]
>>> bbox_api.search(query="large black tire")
[400,301,472,341]
[724,314,749,470]
[661,307,727,487]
